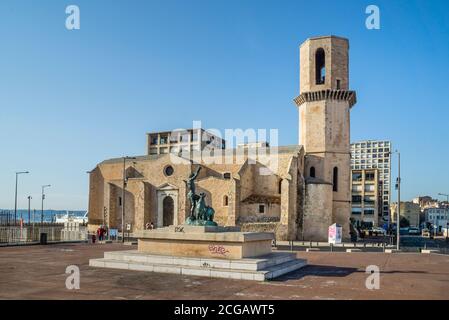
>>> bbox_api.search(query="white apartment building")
[351,140,392,226]
[425,208,449,232]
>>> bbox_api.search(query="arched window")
[333,167,338,192]
[278,179,282,194]
[315,48,325,85]
[310,166,316,178]
[223,195,229,207]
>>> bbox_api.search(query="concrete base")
[134,226,274,260]
[385,249,401,253]
[421,249,439,254]
[346,248,362,253]
[98,240,112,244]
[306,248,321,252]
[89,250,307,281]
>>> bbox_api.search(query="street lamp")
[438,193,449,203]
[390,150,401,251]
[41,185,51,224]
[122,156,136,242]
[438,193,449,241]
[14,171,29,225]
[27,196,32,225]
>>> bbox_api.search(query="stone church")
[88,35,357,241]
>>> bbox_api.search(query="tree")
[400,217,410,228]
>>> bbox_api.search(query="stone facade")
[390,202,420,228]
[88,35,356,241]
[294,35,356,240]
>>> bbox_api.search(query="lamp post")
[41,185,51,224]
[438,193,449,203]
[390,150,401,250]
[122,156,136,242]
[437,193,449,241]
[27,196,32,225]
[14,171,29,225]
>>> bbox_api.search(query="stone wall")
[303,182,333,241]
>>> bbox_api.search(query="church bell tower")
[294,36,357,240]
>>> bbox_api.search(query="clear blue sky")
[0,0,448,210]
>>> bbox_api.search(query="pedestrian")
[150,221,154,230]
[145,222,150,230]
[100,226,105,241]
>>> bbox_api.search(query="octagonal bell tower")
[294,36,357,241]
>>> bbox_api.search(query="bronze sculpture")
[185,166,217,226]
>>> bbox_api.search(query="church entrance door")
[156,184,178,228]
[162,196,174,227]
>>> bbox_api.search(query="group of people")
[91,222,154,243]
[91,225,107,243]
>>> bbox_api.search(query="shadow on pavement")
[271,265,359,282]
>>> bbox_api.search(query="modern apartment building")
[350,169,381,227]
[350,140,392,226]
[147,128,226,156]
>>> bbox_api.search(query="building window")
[118,197,122,206]
[169,134,179,143]
[278,179,282,194]
[259,204,265,214]
[164,165,174,176]
[160,135,168,144]
[333,167,338,192]
[365,172,375,181]
[310,166,316,178]
[315,48,325,85]
[223,172,231,179]
[336,79,341,90]
[223,195,229,207]
[150,135,158,145]
[352,172,362,181]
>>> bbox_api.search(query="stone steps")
[103,250,296,271]
[89,251,307,281]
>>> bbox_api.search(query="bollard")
[290,240,293,251]
[309,241,312,248]
[330,243,333,252]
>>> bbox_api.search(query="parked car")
[422,228,430,237]
[370,227,386,236]
[408,227,420,235]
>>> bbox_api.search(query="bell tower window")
[310,166,316,178]
[333,167,338,192]
[315,48,325,85]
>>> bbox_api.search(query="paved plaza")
[0,243,448,300]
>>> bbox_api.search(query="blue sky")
[0,0,448,210]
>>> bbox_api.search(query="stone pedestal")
[134,225,273,260]
[90,225,307,281]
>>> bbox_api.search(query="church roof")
[98,145,303,166]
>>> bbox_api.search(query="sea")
[0,209,86,224]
